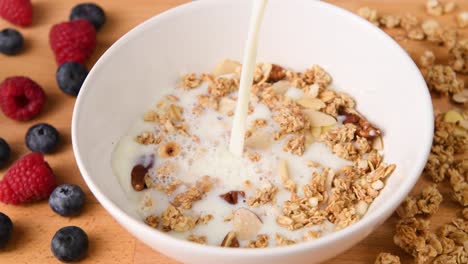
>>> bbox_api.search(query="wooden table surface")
[0,0,466,263]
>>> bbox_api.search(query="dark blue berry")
[49,184,85,216]
[51,226,88,262]
[70,3,106,31]
[0,212,13,249]
[0,138,11,168]
[0,28,24,55]
[56,62,88,96]
[25,123,60,153]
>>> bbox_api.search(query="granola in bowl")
[111,59,396,248]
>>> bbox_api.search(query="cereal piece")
[143,110,160,122]
[145,215,159,228]
[443,2,456,13]
[247,152,261,162]
[440,28,458,48]
[438,220,468,245]
[425,65,464,95]
[187,235,207,244]
[401,14,419,31]
[273,101,308,135]
[393,217,440,264]
[219,191,245,205]
[207,76,239,98]
[278,160,296,193]
[220,232,240,248]
[379,15,401,28]
[456,12,468,28]
[274,233,296,246]
[182,73,202,89]
[158,141,181,158]
[449,39,467,74]
[277,196,327,230]
[233,208,263,240]
[135,131,161,145]
[303,230,320,241]
[160,205,198,232]
[397,184,443,218]
[374,252,401,264]
[247,234,269,248]
[172,187,203,209]
[283,134,306,156]
[197,214,214,225]
[357,7,380,26]
[247,183,278,207]
[463,208,468,220]
[420,50,436,68]
[449,168,468,207]
[426,0,444,16]
[303,65,332,89]
[407,28,425,40]
[420,19,443,44]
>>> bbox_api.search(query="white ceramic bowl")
[72,0,433,263]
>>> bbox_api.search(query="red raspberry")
[0,0,33,27]
[49,19,96,65]
[0,76,46,121]
[0,153,57,205]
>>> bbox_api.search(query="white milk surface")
[112,79,352,247]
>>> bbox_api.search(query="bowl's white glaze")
[72,0,433,263]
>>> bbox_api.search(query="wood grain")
[0,0,466,263]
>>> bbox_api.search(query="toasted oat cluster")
[128,59,395,248]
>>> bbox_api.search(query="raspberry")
[49,19,96,65]
[0,152,57,205]
[0,0,33,27]
[0,76,46,121]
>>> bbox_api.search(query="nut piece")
[158,141,181,158]
[245,131,272,150]
[452,90,468,104]
[420,50,436,68]
[443,110,463,123]
[219,191,245,205]
[297,96,326,110]
[219,97,237,114]
[220,232,240,248]
[213,59,241,76]
[233,208,263,240]
[372,135,384,150]
[270,80,290,95]
[303,109,337,127]
[268,64,286,82]
[131,164,148,191]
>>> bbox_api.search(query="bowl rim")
[72,0,434,257]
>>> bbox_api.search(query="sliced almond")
[372,135,384,150]
[270,80,291,95]
[452,90,468,104]
[233,208,262,240]
[278,160,289,182]
[444,110,464,123]
[245,131,272,150]
[213,59,241,76]
[321,125,333,134]
[219,97,237,114]
[296,97,326,110]
[356,200,369,216]
[220,231,240,247]
[259,63,273,83]
[303,110,337,127]
[305,131,314,146]
[311,127,322,138]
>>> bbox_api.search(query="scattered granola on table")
[374,252,401,264]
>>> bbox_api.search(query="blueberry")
[56,62,88,96]
[51,226,88,262]
[49,184,85,216]
[25,123,60,153]
[0,28,24,55]
[70,3,106,31]
[0,138,11,168]
[0,212,13,249]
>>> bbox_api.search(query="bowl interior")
[73,0,432,258]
